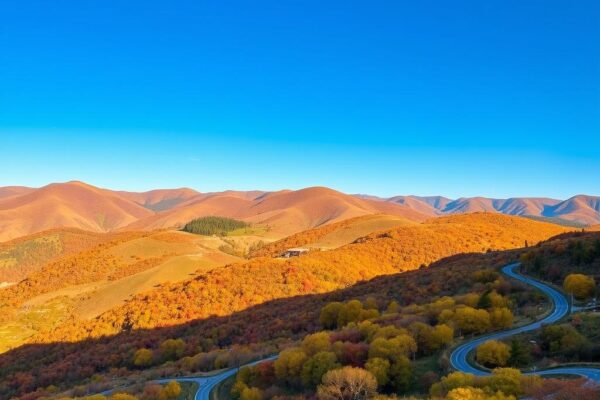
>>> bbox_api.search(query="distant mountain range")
[358,194,600,226]
[0,181,598,242]
[0,181,426,242]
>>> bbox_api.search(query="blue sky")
[1,1,598,198]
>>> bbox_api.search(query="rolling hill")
[1,182,597,243]
[0,229,256,353]
[0,228,119,283]
[0,182,153,242]
[123,186,429,236]
[33,213,570,343]
[0,186,34,199]
[116,188,201,211]
[0,183,427,242]
[249,214,416,257]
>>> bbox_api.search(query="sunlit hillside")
[0,228,116,283]
[32,213,569,344]
[249,214,416,257]
[0,229,269,353]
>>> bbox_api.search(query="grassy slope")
[249,214,416,257]
[0,228,117,283]
[0,230,247,353]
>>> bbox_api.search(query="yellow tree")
[446,387,515,400]
[563,274,596,299]
[320,302,343,329]
[240,387,262,400]
[159,339,185,361]
[301,351,340,387]
[453,307,491,334]
[302,332,332,356]
[317,367,377,400]
[430,372,475,397]
[431,324,454,350]
[489,308,514,330]
[161,381,181,400]
[133,348,154,367]
[484,368,538,397]
[274,347,308,384]
[476,340,510,367]
[365,357,390,388]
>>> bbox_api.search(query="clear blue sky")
[1,1,598,198]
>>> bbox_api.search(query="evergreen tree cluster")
[182,216,249,236]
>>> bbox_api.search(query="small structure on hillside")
[282,248,309,258]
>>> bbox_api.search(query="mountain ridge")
[0,181,598,242]
[364,194,600,225]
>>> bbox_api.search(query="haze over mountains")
[362,194,600,226]
[0,181,598,242]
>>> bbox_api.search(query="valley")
[0,182,599,400]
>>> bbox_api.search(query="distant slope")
[249,214,416,257]
[368,194,600,225]
[0,228,116,283]
[37,213,570,340]
[125,187,430,236]
[0,182,153,242]
[544,195,600,225]
[523,215,588,228]
[0,186,34,199]
[117,188,200,211]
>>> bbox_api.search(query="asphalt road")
[449,262,600,381]
[154,356,278,400]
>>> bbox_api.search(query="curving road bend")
[112,263,600,400]
[449,262,600,381]
[153,356,278,400]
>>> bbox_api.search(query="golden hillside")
[35,213,570,343]
[249,214,416,257]
[0,228,116,283]
[0,229,255,353]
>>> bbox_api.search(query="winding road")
[134,263,600,400]
[450,263,600,381]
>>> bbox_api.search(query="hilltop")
[0,182,152,241]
